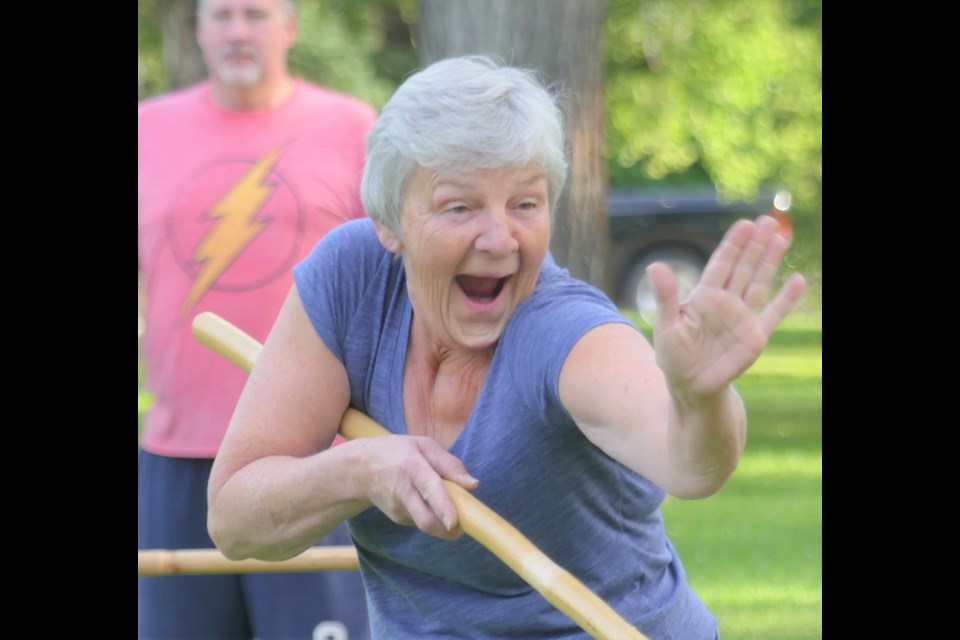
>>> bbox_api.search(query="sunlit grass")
[663,445,821,638]
[733,449,822,479]
[658,308,821,639]
[748,348,821,378]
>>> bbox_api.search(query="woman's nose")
[474,209,519,255]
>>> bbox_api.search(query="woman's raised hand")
[646,215,807,397]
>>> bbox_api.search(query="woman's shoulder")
[325,216,377,241]
[297,218,383,279]
[529,262,623,314]
[294,218,398,348]
[312,218,382,256]
[502,263,631,350]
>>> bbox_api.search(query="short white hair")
[361,55,569,235]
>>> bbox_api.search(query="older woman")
[207,55,806,639]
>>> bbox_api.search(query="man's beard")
[215,50,264,87]
[217,64,263,87]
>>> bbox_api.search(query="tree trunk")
[159,0,206,90]
[417,0,610,293]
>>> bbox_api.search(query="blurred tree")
[418,0,610,291]
[322,0,420,89]
[285,0,398,107]
[605,0,821,214]
[138,0,173,99]
[157,0,206,90]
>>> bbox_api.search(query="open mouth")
[456,275,509,302]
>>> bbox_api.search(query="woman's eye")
[445,204,470,214]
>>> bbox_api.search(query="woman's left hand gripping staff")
[355,434,480,541]
[647,214,807,398]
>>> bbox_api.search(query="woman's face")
[376,164,551,352]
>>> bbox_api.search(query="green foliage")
[604,0,821,298]
[138,0,170,100]
[318,0,421,90]
[286,0,400,108]
[605,0,822,205]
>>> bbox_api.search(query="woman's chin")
[452,324,504,352]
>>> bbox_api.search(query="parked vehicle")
[607,185,793,324]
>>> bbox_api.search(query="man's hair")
[197,0,296,18]
[361,55,569,235]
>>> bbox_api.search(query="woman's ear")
[373,221,403,254]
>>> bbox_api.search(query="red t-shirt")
[138,80,376,457]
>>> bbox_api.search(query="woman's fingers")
[646,261,679,325]
[700,215,794,312]
[760,272,807,336]
[414,439,478,536]
[700,218,755,289]
[726,216,779,298]
[374,437,478,540]
[418,439,480,491]
[743,230,789,312]
[401,473,460,539]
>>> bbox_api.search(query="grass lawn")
[652,311,823,639]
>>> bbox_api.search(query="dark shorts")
[138,449,370,640]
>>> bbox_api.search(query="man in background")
[138,0,376,637]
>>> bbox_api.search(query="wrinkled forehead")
[403,164,548,203]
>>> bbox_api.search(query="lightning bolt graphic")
[181,149,281,316]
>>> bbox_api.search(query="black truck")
[606,185,793,324]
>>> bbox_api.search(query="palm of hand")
[649,215,807,397]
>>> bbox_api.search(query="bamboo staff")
[170,311,647,640]
[139,547,359,576]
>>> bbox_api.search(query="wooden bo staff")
[138,546,359,576]
[151,310,647,640]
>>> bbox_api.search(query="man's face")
[196,0,295,88]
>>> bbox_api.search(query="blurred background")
[138,0,822,312]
